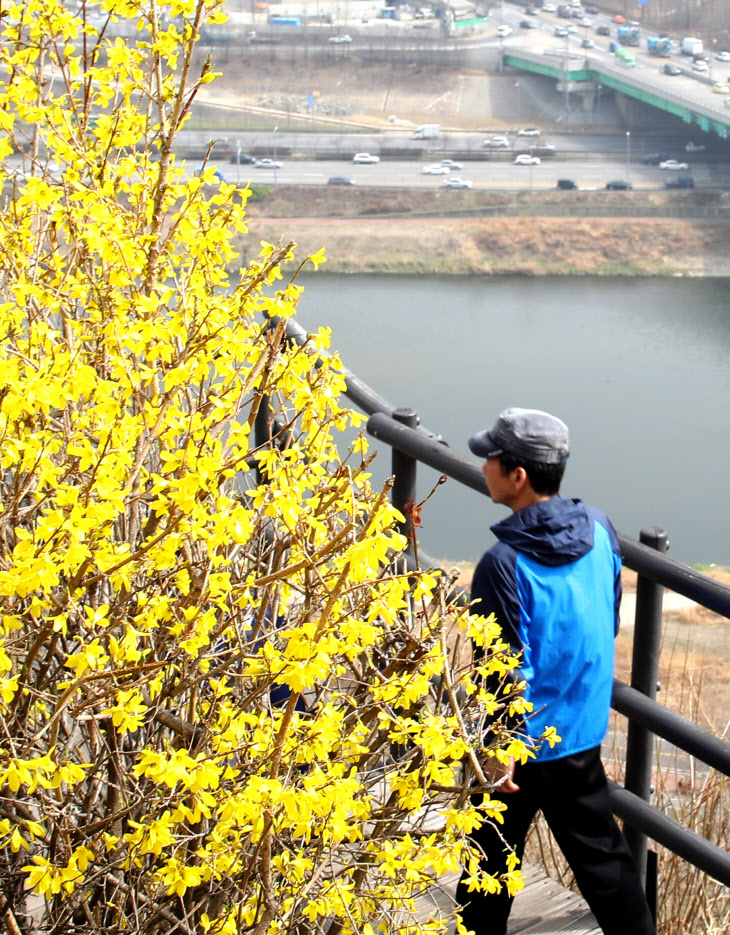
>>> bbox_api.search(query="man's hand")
[484,755,520,794]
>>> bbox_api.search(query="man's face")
[482,457,511,505]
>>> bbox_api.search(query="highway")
[495,1,730,122]
[231,156,728,190]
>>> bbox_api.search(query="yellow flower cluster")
[0,1,541,933]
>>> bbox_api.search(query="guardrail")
[272,315,730,914]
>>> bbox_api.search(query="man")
[456,407,655,935]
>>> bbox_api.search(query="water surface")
[296,275,730,567]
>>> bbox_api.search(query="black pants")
[455,747,656,935]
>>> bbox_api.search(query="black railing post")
[390,408,419,544]
[623,526,669,898]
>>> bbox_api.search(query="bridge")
[501,44,730,139]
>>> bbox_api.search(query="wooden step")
[413,865,601,935]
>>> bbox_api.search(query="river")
[295,275,730,568]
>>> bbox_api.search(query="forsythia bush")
[0,1,538,932]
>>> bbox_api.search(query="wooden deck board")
[413,865,601,935]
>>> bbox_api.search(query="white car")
[443,177,472,189]
[542,2,556,11]
[580,17,592,26]
[254,158,283,169]
[484,135,510,147]
[686,141,706,151]
[692,60,708,72]
[518,127,540,137]
[497,24,512,37]
[659,160,689,171]
[329,34,352,43]
[514,154,541,165]
[422,163,450,175]
[715,50,730,61]
[439,159,463,169]
[352,152,379,164]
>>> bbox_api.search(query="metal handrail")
[276,318,730,889]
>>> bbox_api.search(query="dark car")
[520,18,537,27]
[665,175,695,189]
[556,178,577,189]
[693,52,709,63]
[596,24,610,35]
[663,63,681,76]
[605,180,633,190]
[642,152,669,165]
[584,3,598,11]
[327,176,356,186]
[230,153,256,164]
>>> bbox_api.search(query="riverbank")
[240,186,730,276]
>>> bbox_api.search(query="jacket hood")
[491,496,594,567]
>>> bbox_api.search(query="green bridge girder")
[503,53,730,140]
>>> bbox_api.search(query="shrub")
[0,2,535,933]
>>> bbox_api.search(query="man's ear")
[512,466,530,493]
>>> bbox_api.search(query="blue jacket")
[471,496,621,761]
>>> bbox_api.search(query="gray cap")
[468,408,570,464]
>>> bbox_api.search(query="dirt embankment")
[240,186,730,276]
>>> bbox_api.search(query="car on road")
[497,24,513,36]
[442,178,473,189]
[642,152,669,165]
[581,37,594,48]
[713,83,730,94]
[716,50,730,62]
[664,175,695,189]
[686,141,706,151]
[518,127,540,136]
[519,142,555,156]
[542,1,556,10]
[422,163,450,174]
[554,25,568,36]
[692,60,708,72]
[580,17,592,26]
[520,18,537,28]
[663,63,681,75]
[439,159,464,169]
[230,153,257,164]
[524,6,539,14]
[659,159,689,170]
[605,179,632,190]
[254,158,282,169]
[556,178,577,189]
[584,3,598,12]
[352,152,379,164]
[612,14,626,23]
[329,34,352,43]
[566,24,577,33]
[484,135,510,147]
[327,176,355,185]
[596,24,610,35]
[514,154,541,165]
